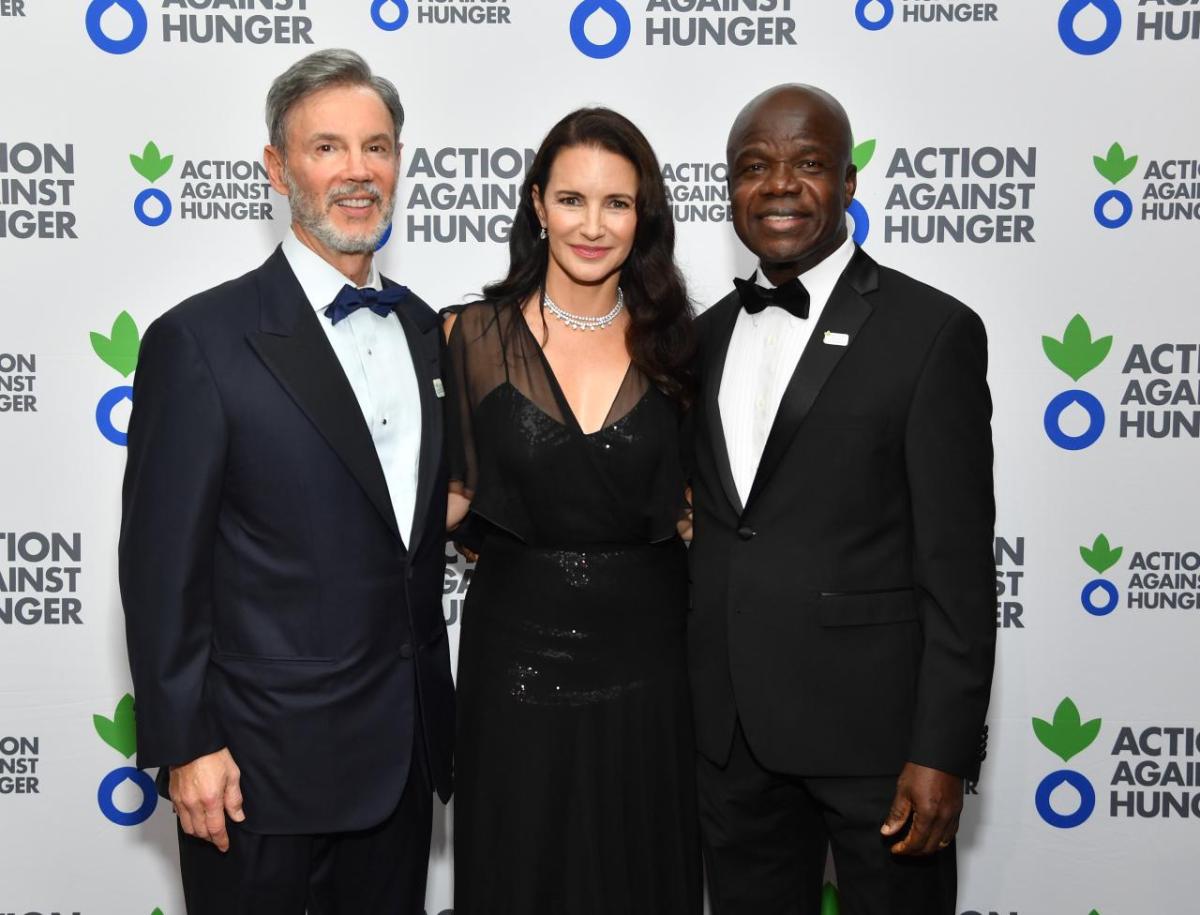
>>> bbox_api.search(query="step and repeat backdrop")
[1,1,1197,913]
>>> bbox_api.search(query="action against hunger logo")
[1058,0,1122,54]
[1041,315,1112,451]
[131,141,173,227]
[371,0,513,30]
[854,0,999,30]
[1032,697,1102,828]
[571,0,632,57]
[94,693,159,826]
[1093,142,1137,229]
[86,0,315,52]
[86,0,149,54]
[90,311,141,446]
[1079,534,1122,616]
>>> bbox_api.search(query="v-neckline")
[519,314,634,437]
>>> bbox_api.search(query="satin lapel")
[388,284,442,558]
[246,247,401,541]
[701,292,745,517]
[743,248,880,515]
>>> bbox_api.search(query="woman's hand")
[677,486,694,542]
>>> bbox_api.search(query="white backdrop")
[2,2,1198,913]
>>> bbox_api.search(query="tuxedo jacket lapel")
[247,247,403,542]
[388,280,442,558]
[702,294,745,518]
[743,247,880,515]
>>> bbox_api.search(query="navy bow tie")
[324,284,409,326]
[733,275,810,320]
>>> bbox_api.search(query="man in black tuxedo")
[118,49,453,913]
[688,84,995,914]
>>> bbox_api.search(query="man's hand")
[169,747,245,853]
[880,762,962,855]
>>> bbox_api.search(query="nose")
[342,147,373,183]
[763,161,801,197]
[581,202,605,240]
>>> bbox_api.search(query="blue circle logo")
[570,0,632,59]
[97,766,158,826]
[134,188,172,227]
[1058,0,1122,55]
[855,0,894,30]
[1081,578,1119,616]
[847,199,870,246]
[86,0,149,55]
[1094,189,1133,229]
[1044,389,1105,451]
[370,0,409,31]
[96,385,134,446]
[1035,769,1096,828]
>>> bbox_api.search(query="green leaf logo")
[820,882,840,915]
[153,909,164,915]
[1042,314,1112,381]
[1093,142,1138,185]
[1032,697,1101,763]
[852,138,876,172]
[90,311,141,378]
[1080,534,1123,574]
[1089,910,1100,915]
[130,141,174,183]
[93,693,137,759]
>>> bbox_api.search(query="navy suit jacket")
[119,246,454,834]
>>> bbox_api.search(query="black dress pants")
[177,723,433,915]
[697,723,956,915]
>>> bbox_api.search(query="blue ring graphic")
[85,0,149,55]
[1094,189,1132,229]
[847,199,870,246]
[1081,578,1119,616]
[1043,389,1105,451]
[96,385,134,446]
[570,0,632,60]
[98,767,158,826]
[370,0,409,31]
[134,188,172,227]
[855,0,894,31]
[375,222,393,251]
[1035,769,1096,828]
[1058,0,1122,56]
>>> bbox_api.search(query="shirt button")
[367,349,373,356]
[382,418,388,425]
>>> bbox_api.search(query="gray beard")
[283,168,396,254]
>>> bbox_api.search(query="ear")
[531,184,547,229]
[264,144,289,197]
[843,163,858,207]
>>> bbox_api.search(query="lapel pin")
[433,378,445,398]
[823,331,849,347]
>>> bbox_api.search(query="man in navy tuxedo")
[119,49,453,913]
[688,84,996,914]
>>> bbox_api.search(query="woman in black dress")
[445,108,699,913]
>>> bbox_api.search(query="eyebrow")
[553,188,635,200]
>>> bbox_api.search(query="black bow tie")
[324,284,409,326]
[733,274,810,320]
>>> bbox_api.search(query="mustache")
[325,182,384,207]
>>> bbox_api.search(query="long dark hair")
[482,107,695,405]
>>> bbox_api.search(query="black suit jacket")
[119,247,454,834]
[688,247,995,780]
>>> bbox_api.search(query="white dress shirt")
[718,235,857,505]
[281,230,422,544]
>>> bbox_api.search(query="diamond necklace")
[543,288,625,332]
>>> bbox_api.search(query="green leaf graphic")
[852,139,876,172]
[152,909,164,915]
[1093,142,1137,185]
[130,141,174,183]
[1089,910,1100,915]
[93,693,137,759]
[1080,534,1123,574]
[90,311,141,377]
[820,882,840,915]
[1031,697,1101,763]
[1042,314,1112,381]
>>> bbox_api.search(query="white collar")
[753,234,857,292]
[281,228,382,313]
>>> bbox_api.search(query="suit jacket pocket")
[818,587,916,627]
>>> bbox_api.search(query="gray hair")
[266,49,404,153]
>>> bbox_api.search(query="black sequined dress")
[446,303,700,914]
